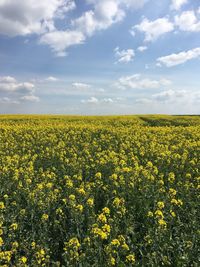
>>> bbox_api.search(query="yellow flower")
[177,199,183,206]
[92,227,108,240]
[126,254,136,264]
[20,256,27,263]
[170,210,176,217]
[56,208,64,215]
[102,207,110,215]
[31,242,36,249]
[171,198,178,205]
[77,188,86,195]
[102,224,111,234]
[12,241,19,249]
[110,174,118,181]
[157,201,165,209]
[68,237,81,249]
[86,198,94,207]
[169,188,177,197]
[95,172,102,179]
[41,213,49,221]
[0,237,4,247]
[20,209,26,215]
[10,223,18,231]
[158,219,167,229]
[121,243,129,251]
[75,204,83,213]
[69,194,76,201]
[0,251,12,263]
[97,213,107,223]
[147,211,153,217]
[0,202,5,209]
[111,239,120,247]
[168,172,175,183]
[155,210,164,219]
[113,197,120,207]
[109,257,116,266]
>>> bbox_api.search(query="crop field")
[0,115,199,266]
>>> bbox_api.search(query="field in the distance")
[0,115,199,266]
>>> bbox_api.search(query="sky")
[0,0,200,115]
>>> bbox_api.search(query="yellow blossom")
[86,198,94,207]
[157,201,165,209]
[126,254,136,264]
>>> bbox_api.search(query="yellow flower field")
[0,115,199,266]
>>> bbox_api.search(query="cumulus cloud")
[0,97,19,104]
[81,96,99,104]
[152,89,188,102]
[72,1,125,37]
[0,0,76,37]
[137,46,148,52]
[175,10,200,32]
[136,89,200,106]
[115,74,172,90]
[20,95,40,102]
[40,0,147,56]
[157,47,200,67]
[114,47,135,63]
[102,98,114,103]
[45,76,59,81]
[72,82,91,89]
[132,17,174,42]
[0,76,17,83]
[0,1,148,56]
[40,30,85,57]
[0,76,39,103]
[171,0,188,10]
[81,96,116,104]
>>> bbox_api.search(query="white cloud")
[0,1,148,56]
[0,97,19,104]
[0,76,39,103]
[45,76,58,81]
[72,82,91,89]
[175,10,200,32]
[136,89,200,106]
[171,0,188,10]
[20,95,40,102]
[152,89,188,102]
[135,98,153,104]
[0,80,35,94]
[72,1,125,37]
[69,0,147,55]
[102,98,114,103]
[0,0,76,37]
[81,96,116,104]
[40,30,85,57]
[115,74,172,90]
[157,47,200,67]
[81,96,99,104]
[87,0,147,10]
[0,76,17,83]
[137,46,148,52]
[133,17,174,42]
[114,47,135,63]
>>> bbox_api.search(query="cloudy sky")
[0,0,200,114]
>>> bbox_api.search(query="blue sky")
[0,0,200,114]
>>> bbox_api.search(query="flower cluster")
[0,115,199,266]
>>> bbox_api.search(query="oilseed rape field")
[0,115,199,267]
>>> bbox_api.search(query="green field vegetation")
[0,115,200,266]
